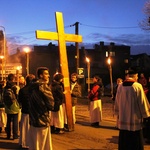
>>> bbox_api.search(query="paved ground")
[0,96,150,150]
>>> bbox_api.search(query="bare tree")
[140,0,150,30]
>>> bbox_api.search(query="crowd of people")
[0,67,150,150]
[0,67,82,150]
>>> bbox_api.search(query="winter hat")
[53,73,64,81]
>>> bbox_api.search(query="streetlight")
[0,55,4,80]
[86,57,90,92]
[16,66,22,86]
[24,47,30,75]
[0,26,6,79]
[107,57,113,98]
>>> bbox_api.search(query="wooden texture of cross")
[35,12,82,131]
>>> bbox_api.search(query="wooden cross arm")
[65,34,82,42]
[36,30,82,43]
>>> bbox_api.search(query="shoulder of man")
[3,86,17,106]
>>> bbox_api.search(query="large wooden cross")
[35,12,82,131]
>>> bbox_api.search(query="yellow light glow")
[107,58,111,65]
[24,47,30,53]
[0,55,4,59]
[16,66,22,70]
[86,57,90,63]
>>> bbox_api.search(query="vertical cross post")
[36,12,82,130]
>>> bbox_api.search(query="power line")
[79,23,139,29]
[6,23,141,54]
[6,25,72,53]
[6,25,71,36]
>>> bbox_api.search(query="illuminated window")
[124,59,128,63]
[109,51,115,56]
[106,51,108,57]
[106,51,115,57]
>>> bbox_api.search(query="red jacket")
[88,84,101,101]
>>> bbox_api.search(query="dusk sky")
[0,0,149,55]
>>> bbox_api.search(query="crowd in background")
[0,68,82,150]
[0,68,150,150]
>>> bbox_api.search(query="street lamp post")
[86,57,90,92]
[24,47,30,75]
[0,26,6,79]
[0,55,4,80]
[107,57,113,98]
[16,66,22,86]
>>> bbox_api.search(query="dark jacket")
[51,80,65,111]
[71,82,81,106]
[18,84,31,114]
[112,85,119,101]
[29,81,54,127]
[3,81,20,114]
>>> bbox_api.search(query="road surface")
[0,96,150,150]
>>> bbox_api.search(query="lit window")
[106,51,108,57]
[124,59,128,63]
[109,51,115,56]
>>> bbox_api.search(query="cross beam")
[36,12,82,131]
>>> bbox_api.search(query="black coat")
[18,84,31,114]
[51,80,65,111]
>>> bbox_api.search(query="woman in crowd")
[88,75,104,127]
[50,73,65,134]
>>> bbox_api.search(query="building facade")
[6,42,131,95]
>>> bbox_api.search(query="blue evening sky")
[0,0,149,54]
